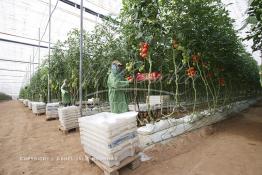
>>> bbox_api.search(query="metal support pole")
[29,56,31,84]
[48,0,51,103]
[24,64,28,89]
[38,28,41,67]
[260,51,262,85]
[79,0,83,116]
[32,48,35,75]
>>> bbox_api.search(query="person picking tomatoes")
[61,79,71,107]
[107,60,133,113]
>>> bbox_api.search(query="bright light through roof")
[221,0,260,65]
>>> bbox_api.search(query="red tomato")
[139,42,149,59]
[136,73,145,81]
[142,47,148,54]
[186,67,196,77]
[219,78,225,86]
[144,43,149,49]
[141,53,147,58]
[153,72,158,78]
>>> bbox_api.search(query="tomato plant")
[19,0,261,124]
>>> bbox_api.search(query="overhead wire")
[0,38,51,48]
[0,75,24,77]
[0,82,24,83]
[31,0,100,62]
[36,0,99,23]
[30,0,59,63]
[0,31,53,44]
[0,58,39,64]
[40,0,59,42]
[31,0,103,65]
[0,68,28,72]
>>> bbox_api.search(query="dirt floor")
[0,100,261,175]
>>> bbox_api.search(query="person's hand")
[128,78,133,83]
[127,76,133,83]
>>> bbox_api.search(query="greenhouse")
[0,0,262,175]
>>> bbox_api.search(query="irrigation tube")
[79,0,83,116]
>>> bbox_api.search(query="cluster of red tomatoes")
[126,76,133,81]
[139,42,149,58]
[186,67,197,78]
[127,72,161,82]
[148,72,161,81]
[137,72,161,81]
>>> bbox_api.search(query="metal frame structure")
[47,0,51,103]
[0,0,112,101]
[79,0,83,116]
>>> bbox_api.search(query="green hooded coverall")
[61,82,71,106]
[107,65,129,113]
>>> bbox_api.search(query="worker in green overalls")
[61,79,71,106]
[107,60,132,113]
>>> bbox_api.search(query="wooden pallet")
[34,113,45,116]
[86,154,141,175]
[58,125,79,134]
[45,117,59,121]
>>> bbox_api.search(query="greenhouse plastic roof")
[0,0,121,97]
[0,0,260,97]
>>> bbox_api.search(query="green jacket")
[107,71,129,113]
[61,83,71,104]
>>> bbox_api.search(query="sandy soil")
[0,100,261,175]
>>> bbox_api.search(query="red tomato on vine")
[186,67,197,78]
[150,72,161,80]
[139,42,149,59]
[126,76,133,81]
[172,38,179,49]
[136,72,145,81]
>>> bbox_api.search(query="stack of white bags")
[28,101,34,110]
[82,108,98,116]
[148,95,170,105]
[87,98,100,105]
[58,106,80,130]
[46,103,60,119]
[32,102,46,114]
[23,99,29,107]
[79,112,139,167]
